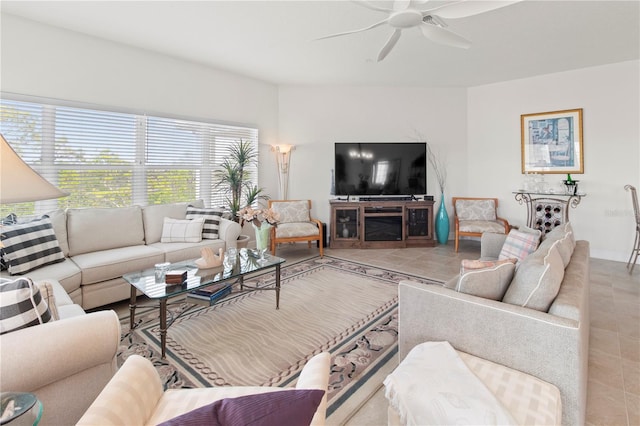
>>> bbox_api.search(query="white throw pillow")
[160,217,205,243]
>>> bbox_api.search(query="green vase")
[253,223,272,259]
[435,194,449,244]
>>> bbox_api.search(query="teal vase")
[435,194,449,244]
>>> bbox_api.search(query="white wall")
[3,15,638,261]
[468,61,640,261]
[0,14,281,198]
[277,86,468,228]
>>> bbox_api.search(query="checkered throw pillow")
[186,206,223,239]
[1,217,65,275]
[498,229,541,262]
[0,277,53,334]
[160,217,205,243]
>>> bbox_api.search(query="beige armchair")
[453,197,510,252]
[268,200,324,257]
[0,310,120,425]
[77,352,331,425]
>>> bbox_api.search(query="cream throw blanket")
[384,342,517,425]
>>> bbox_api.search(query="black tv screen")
[334,142,427,196]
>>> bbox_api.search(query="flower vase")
[435,193,449,244]
[253,223,272,261]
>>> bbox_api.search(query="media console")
[329,199,435,249]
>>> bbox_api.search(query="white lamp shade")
[1,134,69,204]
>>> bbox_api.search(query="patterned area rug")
[118,256,441,424]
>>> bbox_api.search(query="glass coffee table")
[123,248,285,358]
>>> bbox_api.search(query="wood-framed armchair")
[452,197,510,252]
[268,200,324,257]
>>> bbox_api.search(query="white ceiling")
[2,1,639,87]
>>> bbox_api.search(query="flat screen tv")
[334,142,427,197]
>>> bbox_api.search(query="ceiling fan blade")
[423,0,522,19]
[315,18,389,41]
[393,0,411,11]
[377,29,402,62]
[420,23,471,49]
[352,0,394,13]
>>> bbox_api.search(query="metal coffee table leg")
[159,298,168,358]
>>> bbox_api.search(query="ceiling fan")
[316,0,522,61]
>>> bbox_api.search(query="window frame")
[0,94,259,217]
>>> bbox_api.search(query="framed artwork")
[521,108,583,174]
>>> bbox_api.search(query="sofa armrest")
[77,355,164,426]
[296,352,331,426]
[0,310,121,425]
[218,217,242,249]
[398,280,587,426]
[480,232,507,259]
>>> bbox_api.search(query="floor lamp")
[271,144,294,200]
[0,134,69,205]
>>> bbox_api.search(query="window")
[0,97,258,217]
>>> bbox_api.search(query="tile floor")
[272,239,640,426]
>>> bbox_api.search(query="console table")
[329,199,435,249]
[513,190,585,234]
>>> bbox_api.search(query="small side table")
[513,190,586,234]
[0,393,42,426]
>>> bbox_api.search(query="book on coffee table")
[187,282,232,305]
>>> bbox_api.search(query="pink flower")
[237,207,280,228]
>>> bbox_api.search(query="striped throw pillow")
[1,217,65,275]
[186,206,223,239]
[0,277,53,334]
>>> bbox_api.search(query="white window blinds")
[0,98,258,217]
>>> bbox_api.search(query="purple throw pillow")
[159,388,325,426]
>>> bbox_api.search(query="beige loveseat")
[398,225,589,426]
[1,201,241,310]
[0,280,121,425]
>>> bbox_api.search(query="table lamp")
[1,134,69,204]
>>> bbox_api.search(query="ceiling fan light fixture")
[423,15,447,28]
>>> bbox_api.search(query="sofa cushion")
[502,242,565,311]
[458,220,507,234]
[67,206,145,256]
[537,228,574,268]
[0,277,53,334]
[35,280,59,321]
[148,240,226,264]
[160,217,204,243]
[1,217,65,275]
[186,206,223,239]
[45,209,69,257]
[72,245,165,285]
[142,201,205,244]
[455,259,517,300]
[158,389,325,426]
[498,228,541,262]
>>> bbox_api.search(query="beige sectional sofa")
[1,201,242,309]
[398,224,589,426]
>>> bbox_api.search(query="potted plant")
[214,139,269,245]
